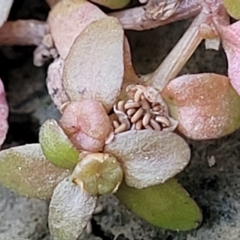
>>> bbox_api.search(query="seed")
[141,98,151,110]
[127,108,136,116]
[113,120,120,129]
[131,108,144,123]
[135,119,142,130]
[145,125,153,130]
[150,119,161,131]
[117,100,125,112]
[152,105,161,111]
[142,112,151,126]
[114,123,127,134]
[134,89,143,102]
[125,102,140,109]
[155,116,170,127]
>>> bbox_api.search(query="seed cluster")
[112,89,171,134]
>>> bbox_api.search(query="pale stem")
[148,11,208,91]
[0,0,13,28]
[0,20,48,46]
[109,0,201,30]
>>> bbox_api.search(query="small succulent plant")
[1,0,240,239]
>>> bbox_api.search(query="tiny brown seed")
[134,89,143,102]
[155,116,170,127]
[117,100,125,112]
[125,102,141,109]
[127,108,136,116]
[150,119,161,131]
[141,99,151,110]
[152,105,161,112]
[135,119,143,130]
[114,123,127,134]
[142,112,151,126]
[131,108,144,123]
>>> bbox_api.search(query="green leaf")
[0,144,70,199]
[39,119,80,169]
[91,0,130,9]
[115,179,202,231]
[223,0,240,20]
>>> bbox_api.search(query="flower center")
[112,85,175,134]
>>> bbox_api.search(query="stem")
[110,0,201,30]
[0,20,48,46]
[148,11,208,91]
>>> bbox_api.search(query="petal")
[104,129,190,189]
[222,0,240,19]
[0,144,70,199]
[63,16,124,112]
[48,0,105,59]
[39,119,80,169]
[91,0,130,9]
[49,177,97,240]
[60,100,112,152]
[115,179,202,231]
[0,78,8,147]
[46,57,69,109]
[162,73,240,139]
[0,0,13,27]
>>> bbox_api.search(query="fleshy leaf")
[39,119,80,169]
[115,179,202,231]
[49,177,97,240]
[104,130,190,189]
[60,100,112,152]
[63,17,124,112]
[222,0,240,19]
[162,73,240,139]
[0,78,8,147]
[0,0,13,27]
[46,57,69,109]
[48,0,105,59]
[72,153,123,195]
[0,144,70,199]
[216,21,240,95]
[90,0,130,9]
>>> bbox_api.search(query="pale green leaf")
[223,0,240,19]
[91,0,130,9]
[39,119,80,169]
[104,130,190,189]
[115,179,202,231]
[49,177,97,240]
[0,144,70,199]
[63,17,124,112]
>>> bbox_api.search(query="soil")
[1,1,240,240]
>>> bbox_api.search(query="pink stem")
[110,0,201,30]
[0,20,48,46]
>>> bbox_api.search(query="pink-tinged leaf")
[162,73,240,139]
[46,57,69,109]
[217,21,240,95]
[90,0,130,9]
[0,79,8,147]
[0,144,70,199]
[104,130,190,189]
[60,100,112,152]
[63,17,124,112]
[0,0,13,27]
[49,177,97,240]
[48,0,105,59]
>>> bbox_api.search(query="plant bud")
[72,153,123,195]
